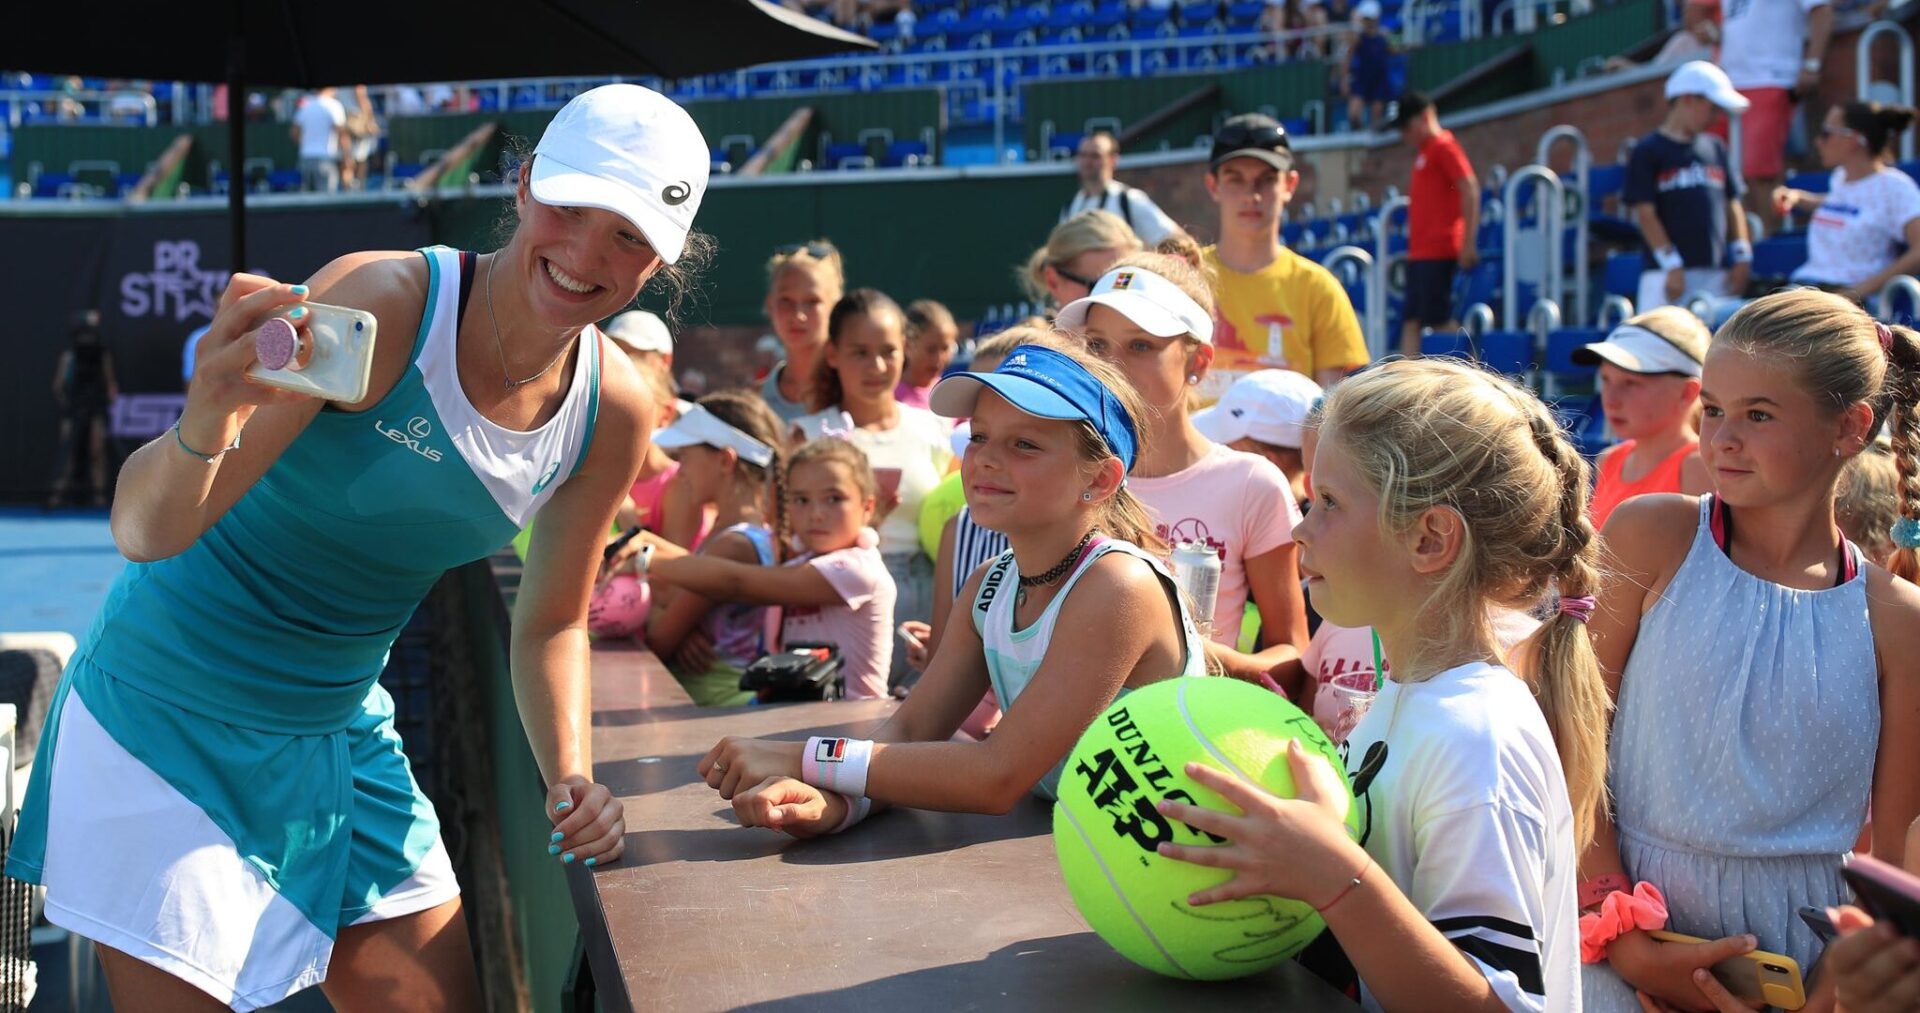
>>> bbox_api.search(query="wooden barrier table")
[569,656,1357,1012]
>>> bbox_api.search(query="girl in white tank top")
[692,340,1212,834]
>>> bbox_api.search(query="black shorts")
[1403,258,1459,327]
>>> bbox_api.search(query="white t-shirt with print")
[1718,0,1828,90]
[775,544,897,700]
[1794,167,1920,287]
[294,94,347,160]
[792,406,954,560]
[1341,661,1580,1012]
[1128,443,1302,644]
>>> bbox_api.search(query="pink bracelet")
[1579,882,1669,964]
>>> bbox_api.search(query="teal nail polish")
[555,800,572,812]
[551,831,564,842]
[562,852,575,864]
[290,284,308,295]
[289,306,307,320]
[584,857,597,868]
[548,844,559,855]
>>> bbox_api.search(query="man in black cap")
[1199,113,1369,393]
[1391,92,1480,358]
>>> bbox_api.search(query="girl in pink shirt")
[1059,252,1312,694]
[641,438,897,700]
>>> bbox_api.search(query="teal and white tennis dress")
[969,537,1209,799]
[6,247,603,1010]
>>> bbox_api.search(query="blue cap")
[928,344,1138,471]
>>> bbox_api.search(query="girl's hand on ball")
[1155,742,1361,907]
[733,777,846,838]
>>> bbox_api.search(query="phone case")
[246,301,377,403]
[1842,854,1920,939]
[1647,930,1806,1010]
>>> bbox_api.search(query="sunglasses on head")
[775,241,838,259]
[1819,125,1864,143]
[1214,122,1291,152]
[1053,265,1100,289]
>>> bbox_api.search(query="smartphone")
[1842,853,1920,939]
[1648,931,1805,1010]
[246,301,378,404]
[1798,905,1838,944]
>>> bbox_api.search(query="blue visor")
[928,344,1137,471]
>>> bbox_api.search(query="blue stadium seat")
[883,139,932,167]
[1474,330,1536,377]
[113,171,144,197]
[1899,160,1920,182]
[1420,331,1475,360]
[1753,234,1808,280]
[267,168,303,192]
[32,172,76,198]
[1090,1,1128,27]
[1785,170,1830,193]
[1605,251,1643,299]
[1049,1,1093,28]
[1543,328,1604,389]
[1227,0,1266,25]
[1131,6,1172,31]
[825,141,869,170]
[1549,394,1611,459]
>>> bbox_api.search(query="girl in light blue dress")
[1581,290,1920,1012]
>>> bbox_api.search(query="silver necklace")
[486,256,571,390]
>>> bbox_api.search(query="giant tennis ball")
[1052,677,1359,980]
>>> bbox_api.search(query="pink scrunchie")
[1579,882,1669,964]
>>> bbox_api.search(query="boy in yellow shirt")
[1200,114,1371,396]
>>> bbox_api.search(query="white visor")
[1572,325,1704,377]
[650,404,775,467]
[1055,266,1216,345]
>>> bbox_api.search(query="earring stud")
[1082,491,1094,502]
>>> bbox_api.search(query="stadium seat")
[1542,328,1603,395]
[1785,170,1830,194]
[1604,251,1642,299]
[267,168,303,193]
[825,141,870,170]
[1420,330,1475,360]
[1899,160,1920,182]
[1752,234,1808,280]
[883,139,932,167]
[1131,6,1172,31]
[31,172,76,199]
[1474,330,1536,378]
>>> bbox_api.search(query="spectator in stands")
[896,300,959,410]
[1717,0,1832,231]
[291,86,349,193]
[761,241,846,422]
[1778,101,1920,301]
[1626,62,1754,310]
[1345,0,1395,130]
[1022,210,1144,314]
[1255,0,1311,61]
[46,309,117,509]
[1392,92,1481,357]
[606,308,676,375]
[1605,0,1720,71]
[391,86,427,117]
[339,85,382,192]
[792,289,954,689]
[1060,132,1182,247]
[1200,114,1370,392]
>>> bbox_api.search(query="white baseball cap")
[530,84,709,264]
[1356,0,1382,18]
[650,403,776,467]
[604,310,673,355]
[1193,369,1323,448]
[1055,266,1216,344]
[1665,61,1750,112]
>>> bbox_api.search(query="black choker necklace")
[1016,530,1096,606]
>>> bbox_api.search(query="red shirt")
[1408,129,1474,260]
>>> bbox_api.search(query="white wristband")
[829,793,872,834]
[1654,247,1685,272]
[1730,240,1753,264]
[801,736,874,798]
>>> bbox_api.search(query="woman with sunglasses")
[1020,210,1143,315]
[1775,101,1920,303]
[761,240,846,422]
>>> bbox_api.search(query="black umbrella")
[6,0,872,264]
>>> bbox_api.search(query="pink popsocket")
[587,575,651,640]
[255,317,303,371]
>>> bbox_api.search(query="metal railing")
[1858,20,1916,162]
[1373,195,1412,358]
[0,89,158,128]
[1596,294,1634,329]
[1879,274,1920,320]
[1504,165,1565,329]
[1324,245,1382,359]
[1462,302,1497,337]
[1536,124,1590,326]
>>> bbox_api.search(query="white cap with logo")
[1055,266,1216,344]
[530,84,710,264]
[604,310,674,355]
[1665,61,1750,112]
[1193,369,1323,448]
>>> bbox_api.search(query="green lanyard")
[1370,629,1385,692]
